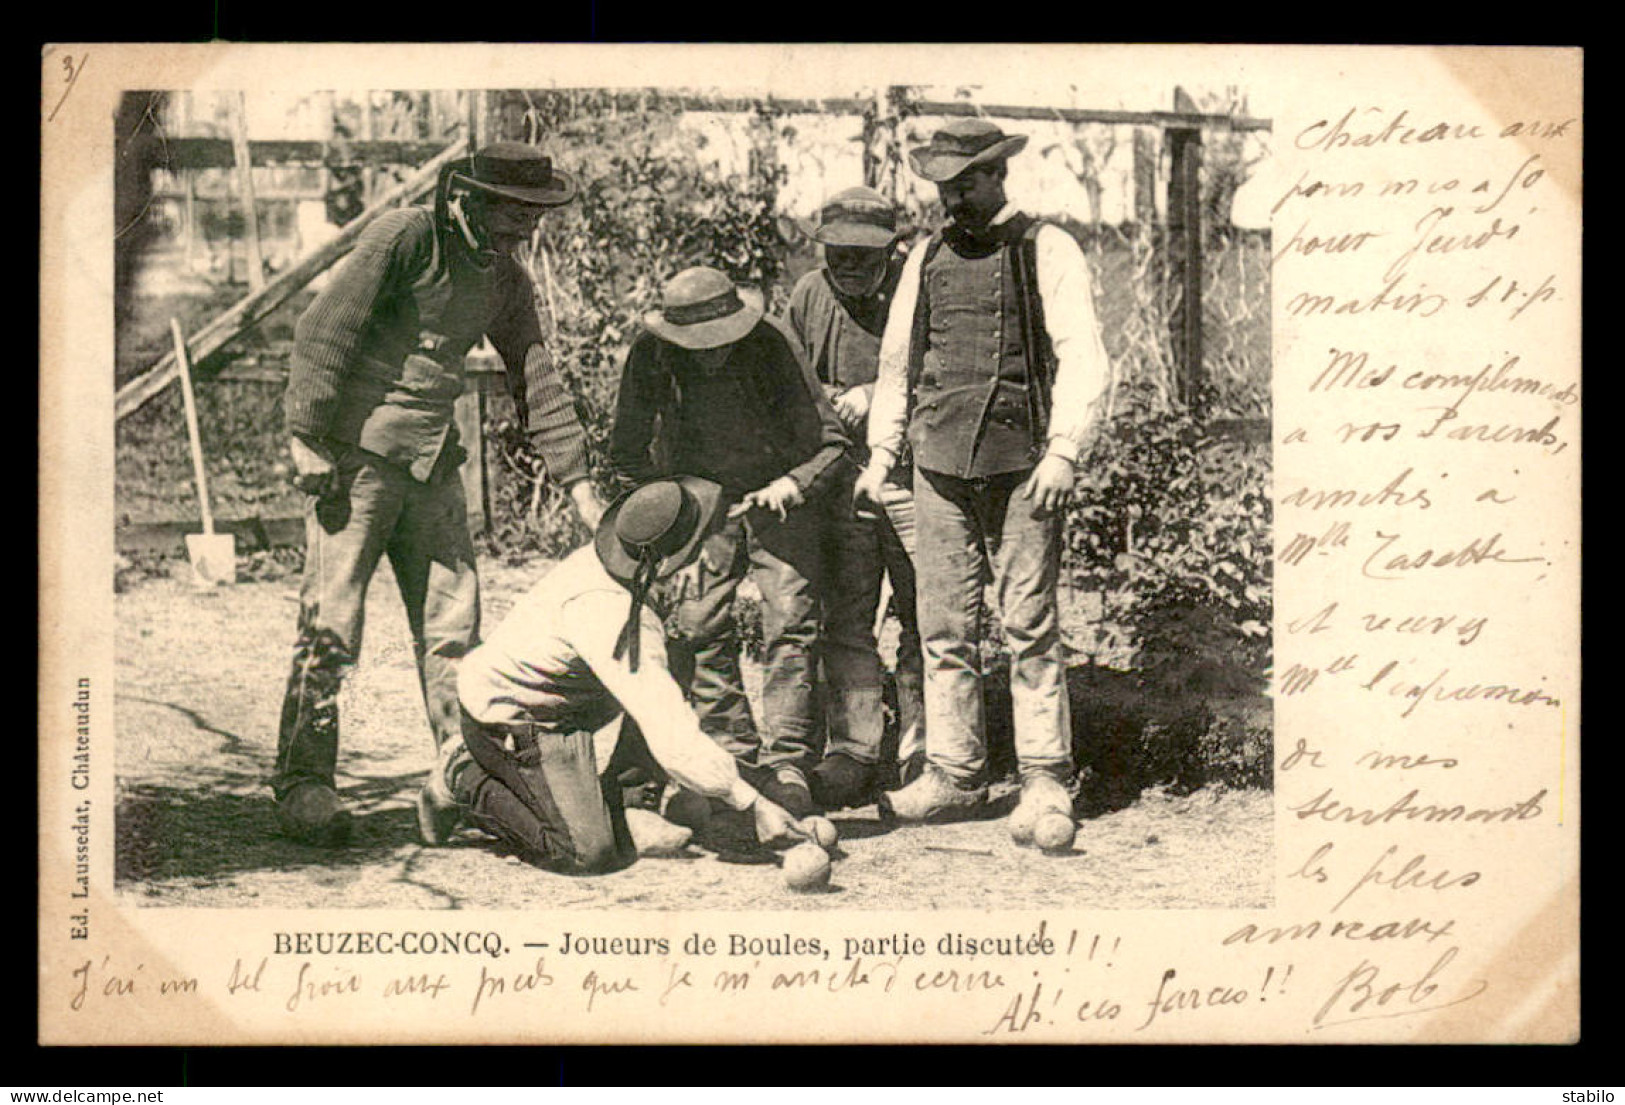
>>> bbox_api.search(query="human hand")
[1019,453,1077,514]
[852,462,889,515]
[570,480,606,531]
[288,435,336,497]
[751,796,812,849]
[832,386,871,429]
[728,476,804,522]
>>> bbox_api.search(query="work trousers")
[912,466,1071,784]
[667,499,824,774]
[272,444,479,799]
[457,707,641,874]
[821,475,924,764]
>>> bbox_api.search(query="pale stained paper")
[39,44,1580,1044]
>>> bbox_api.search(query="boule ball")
[804,816,839,850]
[664,788,712,831]
[1008,801,1040,845]
[782,841,832,892]
[1033,812,1077,854]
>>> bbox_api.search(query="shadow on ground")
[116,776,422,886]
[882,662,1272,819]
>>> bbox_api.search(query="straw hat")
[643,267,764,350]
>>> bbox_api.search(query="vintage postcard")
[39,43,1579,1044]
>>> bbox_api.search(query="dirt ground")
[114,556,1272,911]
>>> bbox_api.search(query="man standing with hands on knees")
[854,120,1112,842]
[610,266,851,818]
[423,475,811,872]
[784,187,926,807]
[276,143,605,845]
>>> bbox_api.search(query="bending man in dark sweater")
[610,266,851,817]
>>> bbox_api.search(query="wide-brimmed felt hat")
[643,267,764,350]
[798,186,901,248]
[447,142,577,207]
[907,119,1029,183]
[596,476,724,671]
[595,476,724,588]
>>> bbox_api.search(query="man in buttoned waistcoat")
[854,120,1112,838]
[274,143,605,845]
[783,187,926,808]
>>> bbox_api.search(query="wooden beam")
[116,138,469,422]
[154,138,455,170]
[117,515,305,557]
[910,98,1271,133]
[533,89,1271,132]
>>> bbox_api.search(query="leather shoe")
[277,781,352,846]
[811,753,876,811]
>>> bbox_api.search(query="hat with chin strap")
[448,142,577,206]
[595,476,724,671]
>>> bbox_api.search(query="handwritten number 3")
[49,53,86,122]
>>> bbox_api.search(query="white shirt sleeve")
[1034,223,1113,463]
[565,593,759,811]
[866,243,928,472]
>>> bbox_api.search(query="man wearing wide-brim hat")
[783,187,926,809]
[610,265,852,818]
[429,476,813,872]
[854,118,1114,840]
[274,142,606,846]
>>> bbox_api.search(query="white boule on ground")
[1033,811,1078,854]
[782,840,833,891]
[804,815,839,850]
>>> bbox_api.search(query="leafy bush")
[1066,380,1272,700]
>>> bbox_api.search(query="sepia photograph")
[110,80,1273,911]
[42,43,1578,1046]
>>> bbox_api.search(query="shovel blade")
[185,532,237,588]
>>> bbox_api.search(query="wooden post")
[430,91,446,142]
[1166,124,1204,411]
[454,385,487,536]
[468,89,488,150]
[182,170,198,272]
[861,95,880,191]
[361,90,377,208]
[230,91,266,292]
